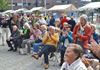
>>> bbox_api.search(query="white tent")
[30,7,46,12]
[48,4,77,11]
[3,10,15,14]
[78,2,100,11]
[15,8,28,13]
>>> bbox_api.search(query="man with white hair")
[32,26,59,69]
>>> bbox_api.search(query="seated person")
[32,25,47,53]
[6,25,21,52]
[20,23,41,54]
[32,26,59,69]
[19,23,31,54]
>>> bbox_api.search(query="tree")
[0,0,9,12]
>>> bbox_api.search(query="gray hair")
[68,43,83,59]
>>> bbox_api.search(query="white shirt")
[38,18,47,25]
[60,58,87,70]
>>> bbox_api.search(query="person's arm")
[73,24,80,43]
[90,41,100,59]
[67,32,73,43]
[42,33,49,44]
[50,33,59,43]
[78,25,92,41]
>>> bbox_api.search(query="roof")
[78,2,100,11]
[48,4,77,11]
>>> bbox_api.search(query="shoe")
[43,64,49,69]
[19,48,24,54]
[32,54,39,60]
[8,48,13,51]
[13,49,17,52]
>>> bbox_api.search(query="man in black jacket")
[6,25,21,52]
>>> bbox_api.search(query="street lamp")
[22,0,24,8]
[11,0,13,10]
[44,0,46,16]
[36,0,38,7]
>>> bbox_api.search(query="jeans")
[21,39,34,53]
[60,45,66,64]
[33,43,43,52]
[38,45,56,64]
[6,39,21,50]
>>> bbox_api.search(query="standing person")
[73,15,92,54]
[1,15,11,46]
[68,17,76,31]
[61,15,69,28]
[60,44,87,70]
[49,15,55,26]
[38,15,47,25]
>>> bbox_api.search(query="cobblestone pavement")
[0,45,60,70]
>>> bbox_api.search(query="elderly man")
[60,43,87,70]
[6,25,21,52]
[32,26,59,69]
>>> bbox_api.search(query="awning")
[3,10,15,14]
[48,4,77,11]
[78,2,100,11]
[30,7,46,12]
[15,8,28,13]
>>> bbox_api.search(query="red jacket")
[73,23,92,49]
[61,17,69,27]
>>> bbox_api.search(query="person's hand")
[90,41,100,58]
[82,56,91,67]
[20,32,23,35]
[77,33,81,37]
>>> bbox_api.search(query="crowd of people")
[0,13,100,70]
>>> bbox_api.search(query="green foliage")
[0,0,9,12]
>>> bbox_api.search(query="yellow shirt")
[42,32,59,47]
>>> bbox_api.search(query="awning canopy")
[3,10,15,14]
[30,7,46,12]
[15,8,28,13]
[78,2,100,11]
[48,4,77,11]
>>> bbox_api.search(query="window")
[28,3,31,6]
[17,3,23,6]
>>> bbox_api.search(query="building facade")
[8,0,90,10]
